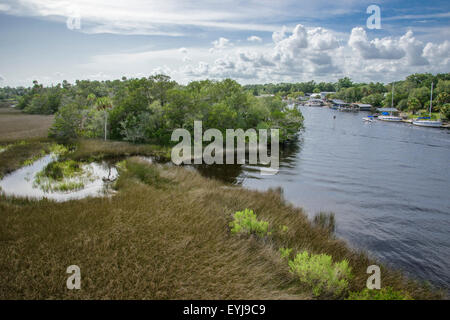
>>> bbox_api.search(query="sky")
[0,0,449,87]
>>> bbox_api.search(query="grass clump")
[40,160,83,180]
[34,160,92,192]
[229,209,270,237]
[313,212,336,234]
[347,287,412,300]
[288,251,352,298]
[115,158,169,189]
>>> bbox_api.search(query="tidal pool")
[0,154,118,201]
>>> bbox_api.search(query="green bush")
[279,247,292,259]
[288,251,352,297]
[229,209,270,237]
[347,287,412,300]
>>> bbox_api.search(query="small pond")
[0,154,118,201]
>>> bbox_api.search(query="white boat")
[363,116,374,122]
[412,82,442,128]
[378,115,402,122]
[412,119,442,127]
[378,82,402,122]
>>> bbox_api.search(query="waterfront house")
[331,99,348,109]
[353,103,372,111]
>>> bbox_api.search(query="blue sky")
[0,0,449,86]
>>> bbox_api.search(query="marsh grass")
[0,158,443,299]
[34,160,92,193]
[0,140,50,178]
[0,108,53,142]
[114,157,170,190]
[313,212,336,235]
[68,139,171,162]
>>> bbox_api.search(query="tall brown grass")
[69,139,171,162]
[0,140,50,178]
[0,108,53,143]
[0,158,442,299]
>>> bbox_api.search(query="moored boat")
[412,119,442,127]
[412,82,442,128]
[377,82,402,122]
[378,114,403,122]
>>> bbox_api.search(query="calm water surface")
[0,155,118,201]
[197,106,450,290]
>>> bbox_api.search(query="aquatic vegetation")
[288,251,352,298]
[34,160,93,193]
[19,143,68,167]
[48,143,70,156]
[347,287,412,300]
[229,209,270,237]
[22,149,47,166]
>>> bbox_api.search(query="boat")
[377,82,402,122]
[412,82,442,128]
[413,119,442,127]
[378,114,403,122]
[363,116,374,122]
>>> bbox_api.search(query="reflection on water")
[0,155,118,201]
[195,106,450,291]
[192,140,302,184]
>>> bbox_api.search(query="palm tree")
[95,97,113,141]
[407,97,421,115]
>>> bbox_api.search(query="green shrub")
[288,251,352,297]
[347,287,412,300]
[279,247,292,259]
[229,209,270,237]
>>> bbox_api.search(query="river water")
[196,106,450,290]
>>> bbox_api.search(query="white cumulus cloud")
[247,36,262,42]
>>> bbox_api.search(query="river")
[195,106,450,291]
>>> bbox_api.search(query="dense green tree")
[407,98,421,114]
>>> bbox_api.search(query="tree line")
[244,73,450,118]
[6,76,304,144]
